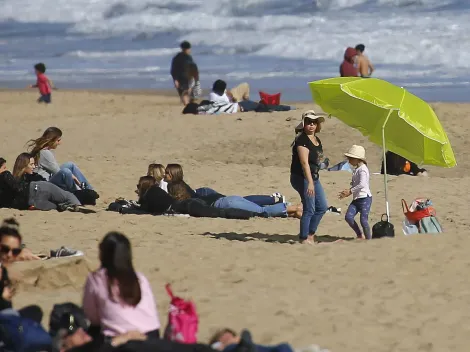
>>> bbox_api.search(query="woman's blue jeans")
[290,173,328,239]
[213,196,287,217]
[195,187,276,206]
[49,162,93,192]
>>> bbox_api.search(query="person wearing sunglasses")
[290,110,329,244]
[0,221,44,322]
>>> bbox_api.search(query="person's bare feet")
[300,234,315,245]
[357,235,366,240]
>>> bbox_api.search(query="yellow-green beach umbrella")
[308,77,456,218]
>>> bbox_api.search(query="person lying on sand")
[210,328,294,352]
[147,163,168,192]
[164,164,302,218]
[381,151,428,177]
[135,176,256,219]
[182,99,294,115]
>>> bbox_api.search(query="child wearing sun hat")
[339,145,372,239]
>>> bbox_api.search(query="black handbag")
[372,214,395,238]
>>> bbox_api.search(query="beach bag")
[74,189,99,206]
[164,284,198,344]
[418,216,443,234]
[372,214,395,238]
[259,91,281,105]
[0,313,52,352]
[401,198,435,223]
[402,219,419,235]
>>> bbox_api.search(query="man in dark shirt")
[0,158,18,208]
[170,41,194,105]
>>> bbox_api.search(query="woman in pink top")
[82,232,160,339]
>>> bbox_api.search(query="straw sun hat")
[344,145,366,162]
[295,110,328,133]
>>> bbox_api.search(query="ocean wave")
[63,49,175,58]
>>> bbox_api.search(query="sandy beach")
[1,90,469,352]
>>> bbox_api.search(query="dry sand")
[1,90,469,352]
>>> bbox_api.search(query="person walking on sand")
[339,145,372,240]
[355,44,374,78]
[28,63,55,104]
[290,110,329,245]
[170,41,194,105]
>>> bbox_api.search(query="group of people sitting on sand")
[0,127,99,213]
[1,219,302,352]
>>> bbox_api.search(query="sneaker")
[327,206,341,215]
[50,246,84,258]
[271,192,286,204]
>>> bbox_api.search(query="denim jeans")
[345,196,373,239]
[49,162,93,192]
[290,173,328,239]
[195,187,275,206]
[213,196,286,217]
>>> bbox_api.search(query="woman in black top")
[290,111,329,244]
[0,153,81,211]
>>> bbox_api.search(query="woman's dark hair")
[0,157,6,168]
[168,181,191,201]
[0,218,22,243]
[99,232,141,307]
[137,176,156,199]
[27,127,62,162]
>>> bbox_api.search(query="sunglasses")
[304,118,318,125]
[0,244,22,257]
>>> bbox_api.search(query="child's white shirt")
[350,163,372,200]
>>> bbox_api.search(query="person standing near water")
[355,44,374,77]
[170,41,194,105]
[290,111,329,245]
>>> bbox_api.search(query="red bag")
[259,91,281,105]
[163,284,198,344]
[401,199,435,223]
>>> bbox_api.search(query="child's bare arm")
[48,79,57,89]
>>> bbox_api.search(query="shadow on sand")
[200,232,355,245]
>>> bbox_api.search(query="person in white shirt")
[338,145,372,240]
[147,164,168,193]
[209,80,250,103]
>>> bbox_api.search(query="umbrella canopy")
[308,77,456,168]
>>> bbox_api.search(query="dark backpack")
[372,214,395,239]
[0,313,52,352]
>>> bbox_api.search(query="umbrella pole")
[382,110,393,220]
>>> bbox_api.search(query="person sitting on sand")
[338,145,372,240]
[164,163,301,216]
[0,153,81,211]
[381,151,428,177]
[82,232,160,339]
[339,47,358,77]
[28,62,55,104]
[147,163,168,192]
[355,44,374,78]
[28,127,95,193]
[209,80,250,103]
[210,328,294,352]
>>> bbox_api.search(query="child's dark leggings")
[345,196,372,239]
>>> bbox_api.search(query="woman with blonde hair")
[7,152,81,211]
[28,127,93,192]
[147,164,167,192]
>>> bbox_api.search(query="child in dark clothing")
[28,62,55,104]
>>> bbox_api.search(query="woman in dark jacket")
[0,153,81,211]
